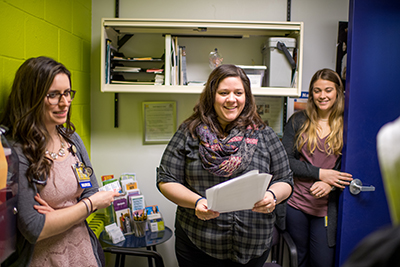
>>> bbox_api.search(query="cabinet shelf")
[101,19,303,97]
[102,84,299,96]
[111,70,163,74]
[112,58,163,62]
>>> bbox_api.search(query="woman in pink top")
[0,57,120,266]
[281,69,353,267]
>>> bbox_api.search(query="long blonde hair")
[295,69,344,155]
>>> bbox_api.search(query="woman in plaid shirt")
[157,64,293,267]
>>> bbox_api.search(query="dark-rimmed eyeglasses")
[46,90,76,105]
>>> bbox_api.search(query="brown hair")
[184,64,264,138]
[0,56,75,182]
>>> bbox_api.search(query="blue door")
[336,0,400,266]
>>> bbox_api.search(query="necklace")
[319,118,329,122]
[45,139,66,160]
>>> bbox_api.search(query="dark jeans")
[286,205,335,267]
[175,220,270,267]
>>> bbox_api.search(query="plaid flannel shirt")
[157,124,293,264]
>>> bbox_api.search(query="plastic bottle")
[209,48,223,69]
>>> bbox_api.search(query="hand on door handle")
[349,179,375,195]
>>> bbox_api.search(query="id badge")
[72,162,93,188]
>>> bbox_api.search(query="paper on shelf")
[206,170,272,213]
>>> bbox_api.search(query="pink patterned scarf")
[196,124,259,177]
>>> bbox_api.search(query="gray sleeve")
[14,145,45,244]
[70,132,99,200]
[281,112,320,180]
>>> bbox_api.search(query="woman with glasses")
[0,57,120,267]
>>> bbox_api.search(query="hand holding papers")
[206,170,272,213]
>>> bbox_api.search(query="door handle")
[349,179,375,195]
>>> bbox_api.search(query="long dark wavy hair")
[0,56,75,182]
[184,64,265,138]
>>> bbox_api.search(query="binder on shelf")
[170,36,175,85]
[175,37,179,85]
[170,36,179,85]
[105,39,111,84]
[179,46,183,85]
[169,40,187,86]
[164,34,171,85]
[179,46,187,85]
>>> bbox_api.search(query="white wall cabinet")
[101,19,303,96]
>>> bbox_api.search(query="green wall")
[0,0,92,153]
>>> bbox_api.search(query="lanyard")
[70,144,93,189]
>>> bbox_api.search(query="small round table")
[100,226,172,267]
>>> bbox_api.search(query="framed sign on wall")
[142,101,177,144]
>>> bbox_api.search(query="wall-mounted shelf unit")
[101,19,303,97]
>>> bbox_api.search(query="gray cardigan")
[2,132,102,267]
[281,111,341,247]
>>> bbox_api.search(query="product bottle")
[209,48,223,69]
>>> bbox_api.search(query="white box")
[262,37,296,87]
[105,223,125,244]
[236,65,267,87]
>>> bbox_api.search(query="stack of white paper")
[113,66,141,72]
[206,170,272,213]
